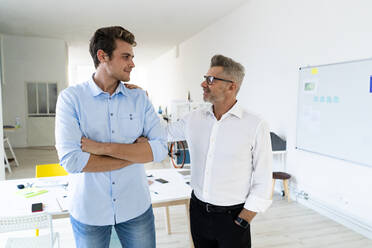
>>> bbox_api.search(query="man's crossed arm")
[81,136,152,172]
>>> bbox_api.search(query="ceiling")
[0,0,249,63]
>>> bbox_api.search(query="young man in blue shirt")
[55,26,167,248]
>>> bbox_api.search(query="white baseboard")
[285,186,372,240]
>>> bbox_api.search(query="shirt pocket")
[118,112,143,139]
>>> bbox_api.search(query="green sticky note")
[17,188,48,198]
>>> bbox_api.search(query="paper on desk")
[34,178,68,188]
[56,195,70,212]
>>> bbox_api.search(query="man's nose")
[201,80,207,88]
[130,59,135,68]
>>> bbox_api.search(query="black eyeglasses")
[203,75,234,85]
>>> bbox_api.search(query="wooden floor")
[2,147,372,248]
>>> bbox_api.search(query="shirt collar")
[88,75,102,96]
[226,101,243,119]
[114,82,128,96]
[205,104,214,116]
[88,74,128,97]
[205,101,243,119]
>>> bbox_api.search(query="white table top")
[0,176,69,217]
[0,169,192,217]
[147,169,191,204]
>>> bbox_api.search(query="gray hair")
[210,55,245,89]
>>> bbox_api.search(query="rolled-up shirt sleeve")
[142,94,168,163]
[55,89,90,173]
[244,120,273,212]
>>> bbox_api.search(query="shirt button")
[113,198,116,202]
[130,118,133,120]
[112,181,115,185]
[112,130,115,133]
[109,97,112,100]
[110,113,113,116]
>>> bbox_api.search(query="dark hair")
[89,26,137,68]
[210,54,245,85]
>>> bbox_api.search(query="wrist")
[238,209,256,224]
[101,143,110,156]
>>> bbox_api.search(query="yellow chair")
[35,163,68,178]
[34,163,68,236]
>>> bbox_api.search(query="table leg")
[185,200,194,248]
[164,206,171,234]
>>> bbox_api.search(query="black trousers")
[190,192,251,248]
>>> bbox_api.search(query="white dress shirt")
[168,102,272,212]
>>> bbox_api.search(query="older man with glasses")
[126,54,272,248]
[166,54,273,248]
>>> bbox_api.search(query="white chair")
[4,151,12,173]
[0,213,60,248]
[3,137,20,173]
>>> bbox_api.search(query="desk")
[0,169,193,245]
[0,176,69,218]
[148,169,192,236]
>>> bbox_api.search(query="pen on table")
[150,190,159,195]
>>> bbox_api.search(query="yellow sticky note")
[311,68,318,75]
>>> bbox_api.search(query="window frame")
[26,82,58,117]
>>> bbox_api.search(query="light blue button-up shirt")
[55,77,167,225]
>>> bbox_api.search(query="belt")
[191,191,244,213]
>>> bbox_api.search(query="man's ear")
[229,82,237,92]
[97,49,107,64]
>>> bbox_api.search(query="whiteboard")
[296,58,372,167]
[0,36,3,85]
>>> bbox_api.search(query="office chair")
[35,164,68,178]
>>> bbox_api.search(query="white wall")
[147,0,372,237]
[68,44,95,86]
[0,35,4,180]
[68,43,149,88]
[2,35,67,147]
